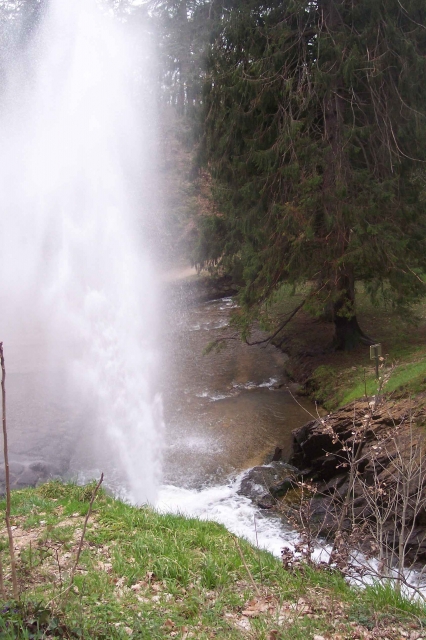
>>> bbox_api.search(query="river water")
[162,293,314,489]
[156,285,317,556]
[1,283,316,556]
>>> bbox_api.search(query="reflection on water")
[162,296,315,488]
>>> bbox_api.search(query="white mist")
[0,0,163,503]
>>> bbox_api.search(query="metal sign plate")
[370,343,382,359]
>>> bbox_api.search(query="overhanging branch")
[245,299,306,346]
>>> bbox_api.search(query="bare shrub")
[282,366,426,599]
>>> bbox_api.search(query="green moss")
[307,365,342,408]
[305,351,426,410]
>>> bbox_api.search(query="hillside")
[0,482,425,639]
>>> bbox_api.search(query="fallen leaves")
[220,587,424,640]
[2,492,425,640]
[164,619,175,630]
[241,595,276,617]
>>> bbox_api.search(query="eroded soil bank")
[239,395,426,568]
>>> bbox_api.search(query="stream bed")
[159,295,426,599]
[158,292,317,555]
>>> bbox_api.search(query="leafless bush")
[282,479,320,571]
[348,418,426,597]
[282,365,426,599]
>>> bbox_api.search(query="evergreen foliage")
[148,0,218,118]
[196,0,426,348]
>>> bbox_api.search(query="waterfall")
[0,0,163,504]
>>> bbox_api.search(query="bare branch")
[0,342,18,599]
[70,474,104,584]
[245,299,306,346]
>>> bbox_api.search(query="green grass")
[307,354,426,410]
[266,281,426,409]
[339,358,426,407]
[0,482,425,638]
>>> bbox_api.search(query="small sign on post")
[370,343,382,379]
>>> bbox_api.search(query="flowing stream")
[157,287,317,555]
[161,292,315,487]
[0,0,318,558]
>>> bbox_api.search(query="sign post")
[370,343,382,379]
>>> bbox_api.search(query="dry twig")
[52,473,104,606]
[0,342,19,599]
[233,536,261,597]
[69,473,104,586]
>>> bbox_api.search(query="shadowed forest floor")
[269,287,426,411]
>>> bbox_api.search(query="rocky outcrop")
[289,397,426,561]
[0,459,61,496]
[238,461,299,509]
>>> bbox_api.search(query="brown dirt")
[271,291,426,387]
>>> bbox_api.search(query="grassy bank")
[0,482,425,639]
[268,285,426,411]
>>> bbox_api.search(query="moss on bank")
[0,482,425,638]
[305,355,426,411]
[266,284,426,410]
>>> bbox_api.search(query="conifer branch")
[245,299,306,346]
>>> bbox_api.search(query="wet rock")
[257,494,275,509]
[0,459,60,495]
[271,447,283,462]
[309,496,338,534]
[406,527,426,561]
[14,468,39,488]
[290,399,425,480]
[238,461,298,501]
[239,466,277,500]
[270,477,295,498]
[322,474,347,496]
[310,454,340,481]
[29,461,50,474]
[416,508,426,527]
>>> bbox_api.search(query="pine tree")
[148,0,219,118]
[197,0,426,349]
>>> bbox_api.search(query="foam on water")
[157,473,297,558]
[158,476,426,599]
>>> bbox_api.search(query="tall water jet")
[0,0,163,503]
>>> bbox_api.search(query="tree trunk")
[320,0,370,350]
[332,273,374,350]
[177,0,189,116]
